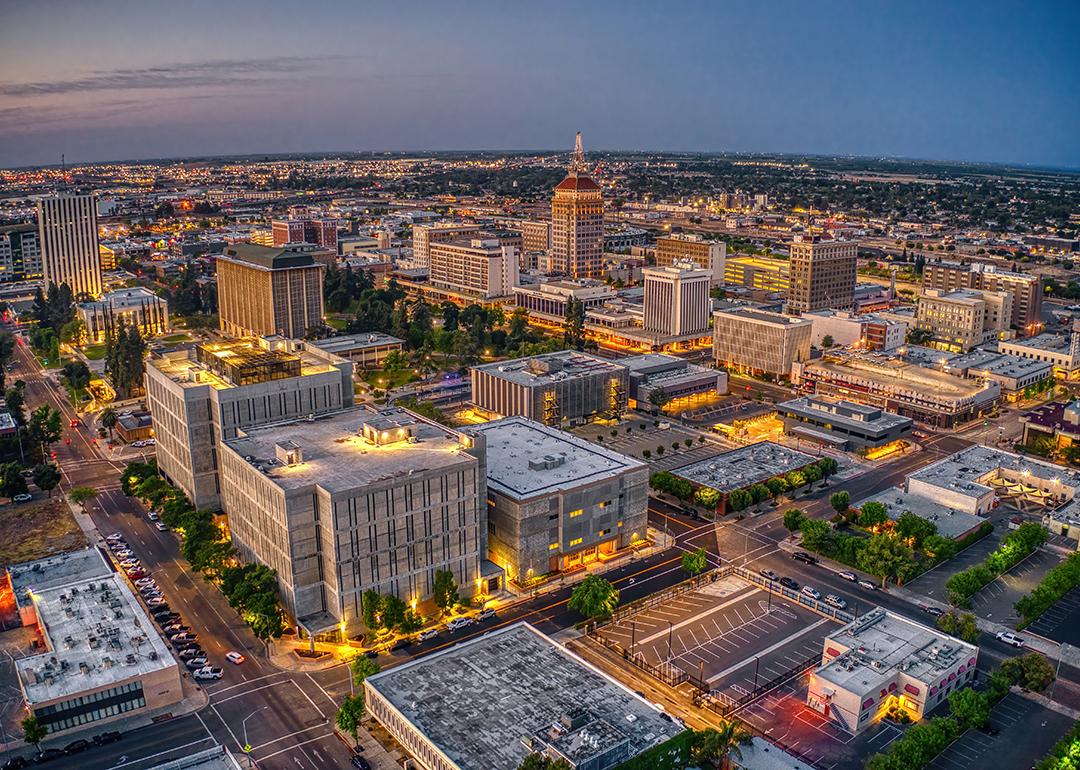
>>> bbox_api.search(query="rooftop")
[145,745,244,770]
[10,548,176,705]
[855,488,987,540]
[80,287,165,312]
[554,173,602,192]
[308,333,404,355]
[148,337,345,391]
[908,444,1080,500]
[221,406,476,494]
[803,355,995,401]
[673,441,817,494]
[467,417,644,499]
[472,351,626,387]
[778,397,912,433]
[364,622,682,770]
[1022,401,1080,438]
[714,307,811,328]
[1001,331,1074,355]
[816,608,978,692]
[219,242,320,270]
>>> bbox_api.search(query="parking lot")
[571,419,726,471]
[925,693,1073,770]
[1026,585,1080,645]
[969,548,1061,626]
[906,526,1007,602]
[596,575,837,700]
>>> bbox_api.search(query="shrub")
[1017,551,1080,627]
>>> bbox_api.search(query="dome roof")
[554,173,601,192]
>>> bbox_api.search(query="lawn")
[84,343,107,360]
[0,498,87,567]
[161,333,192,343]
[326,316,349,331]
[361,368,419,389]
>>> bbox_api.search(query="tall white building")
[429,236,519,300]
[36,192,102,298]
[643,262,711,336]
[412,223,481,270]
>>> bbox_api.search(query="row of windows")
[37,681,145,733]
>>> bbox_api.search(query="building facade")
[216,243,325,339]
[922,261,1043,330]
[144,337,353,511]
[271,218,338,251]
[778,396,913,449]
[713,308,813,377]
[519,220,552,255]
[308,333,405,369]
[467,418,648,584]
[218,407,488,637]
[471,351,628,426]
[915,288,1011,351]
[786,236,857,313]
[550,135,604,279]
[36,192,102,298]
[0,223,43,282]
[412,223,481,270]
[724,256,790,294]
[654,234,726,284]
[642,263,711,336]
[428,236,519,300]
[623,353,727,410]
[79,287,169,343]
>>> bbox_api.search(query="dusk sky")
[1,0,1078,169]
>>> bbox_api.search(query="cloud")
[0,55,352,97]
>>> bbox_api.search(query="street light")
[242,706,269,753]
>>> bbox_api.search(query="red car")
[69,419,80,428]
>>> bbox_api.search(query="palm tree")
[691,723,752,769]
[100,407,118,441]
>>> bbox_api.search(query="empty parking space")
[1027,585,1080,645]
[925,693,1073,770]
[969,548,1061,626]
[597,575,838,695]
[907,529,1006,601]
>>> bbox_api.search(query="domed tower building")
[551,132,604,279]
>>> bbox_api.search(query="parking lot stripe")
[634,587,761,645]
[707,618,830,684]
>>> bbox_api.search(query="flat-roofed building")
[271,218,338,252]
[915,288,1011,351]
[0,223,43,281]
[144,336,353,511]
[998,322,1080,380]
[519,219,552,255]
[9,548,182,735]
[219,406,489,638]
[724,256,790,294]
[642,262,711,336]
[855,488,987,541]
[808,608,978,733]
[79,286,169,343]
[786,236,857,313]
[1022,400,1080,448]
[364,622,684,770]
[713,308,813,378]
[944,350,1052,400]
[466,418,647,583]
[412,223,481,270]
[216,243,325,339]
[37,192,102,298]
[622,353,727,410]
[514,280,615,323]
[654,234,726,284]
[922,261,1042,330]
[804,310,866,349]
[428,235,519,300]
[308,332,404,369]
[778,396,912,450]
[471,351,628,426]
[792,354,1000,428]
[672,441,818,514]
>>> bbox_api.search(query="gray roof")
[220,243,319,270]
[673,441,817,493]
[365,622,683,770]
[309,333,404,354]
[472,351,626,387]
[855,488,987,540]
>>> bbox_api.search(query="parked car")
[33,748,65,763]
[390,638,412,652]
[170,633,197,645]
[155,522,169,531]
[779,576,799,590]
[923,606,944,617]
[63,740,90,755]
[146,599,168,610]
[857,579,876,591]
[825,595,847,610]
[996,631,1025,648]
[146,438,156,446]
[801,586,821,600]
[477,608,497,621]
[792,551,818,565]
[135,577,156,586]
[147,512,159,522]
[225,651,245,665]
[2,756,28,770]
[759,569,779,582]
[350,756,372,770]
[177,647,203,660]
[113,549,133,559]
[92,731,121,746]
[154,611,179,623]
[838,571,857,582]
[106,533,124,542]
[194,666,223,681]
[418,628,438,642]
[446,617,474,631]
[13,493,32,503]
[126,569,147,580]
[185,657,209,670]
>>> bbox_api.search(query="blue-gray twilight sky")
[1,0,1078,169]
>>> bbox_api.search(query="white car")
[446,617,474,632]
[147,512,160,522]
[132,440,146,448]
[225,651,245,665]
[418,628,438,642]
[155,522,169,531]
[13,493,32,503]
[106,533,124,542]
[825,594,847,610]
[194,666,223,680]
[801,586,822,600]
[996,631,1025,648]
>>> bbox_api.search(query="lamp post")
[242,706,269,753]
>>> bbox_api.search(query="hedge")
[946,522,1048,606]
[1016,551,1080,628]
[1035,717,1080,770]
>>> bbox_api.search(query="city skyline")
[1,0,1078,169]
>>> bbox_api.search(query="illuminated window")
[549,543,559,551]
[617,520,623,527]
[569,509,584,518]
[569,537,583,547]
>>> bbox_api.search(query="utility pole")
[667,621,673,662]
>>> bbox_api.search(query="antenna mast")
[572,131,585,173]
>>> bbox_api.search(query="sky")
[1,0,1078,169]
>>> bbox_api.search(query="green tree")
[0,462,28,499]
[859,501,889,528]
[727,488,753,512]
[5,386,25,425]
[335,693,365,741]
[694,486,720,509]
[785,470,807,489]
[783,508,805,535]
[936,611,979,643]
[350,656,380,687]
[517,754,573,770]
[21,714,46,751]
[563,298,586,351]
[690,723,752,769]
[27,404,62,452]
[361,589,383,630]
[648,388,670,409]
[858,534,915,587]
[381,595,407,630]
[816,457,838,478]
[748,483,770,504]
[799,519,833,552]
[432,569,459,614]
[766,477,790,497]
[949,688,991,730]
[568,575,619,619]
[895,511,937,547]
[69,486,98,507]
[682,547,708,576]
[1000,652,1056,692]
[59,317,86,346]
[100,407,118,440]
[32,463,61,497]
[829,490,851,515]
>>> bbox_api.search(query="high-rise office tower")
[216,243,325,339]
[643,263,712,336]
[36,192,102,298]
[551,133,604,280]
[271,218,338,251]
[786,235,857,313]
[412,223,481,270]
[654,234,726,285]
[0,224,43,282]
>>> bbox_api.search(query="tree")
[727,488,753,512]
[859,501,889,528]
[4,386,25,425]
[361,589,383,630]
[100,407,118,440]
[895,511,937,547]
[381,595,407,630]
[568,575,619,619]
[335,693,365,741]
[821,335,834,349]
[948,688,991,730]
[799,519,833,552]
[1000,652,1056,692]
[694,486,720,509]
[783,508,805,535]
[936,611,979,643]
[32,463,61,497]
[69,486,97,507]
[517,754,573,770]
[766,477,789,497]
[440,300,459,332]
[61,359,91,402]
[432,569,459,614]
[785,470,807,489]
[0,462,28,499]
[648,388,670,410]
[682,547,708,576]
[350,656,380,687]
[21,714,46,752]
[691,723,752,769]
[28,404,62,452]
[858,534,915,587]
[563,298,586,351]
[748,483,770,504]
[816,457,838,478]
[829,490,851,515]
